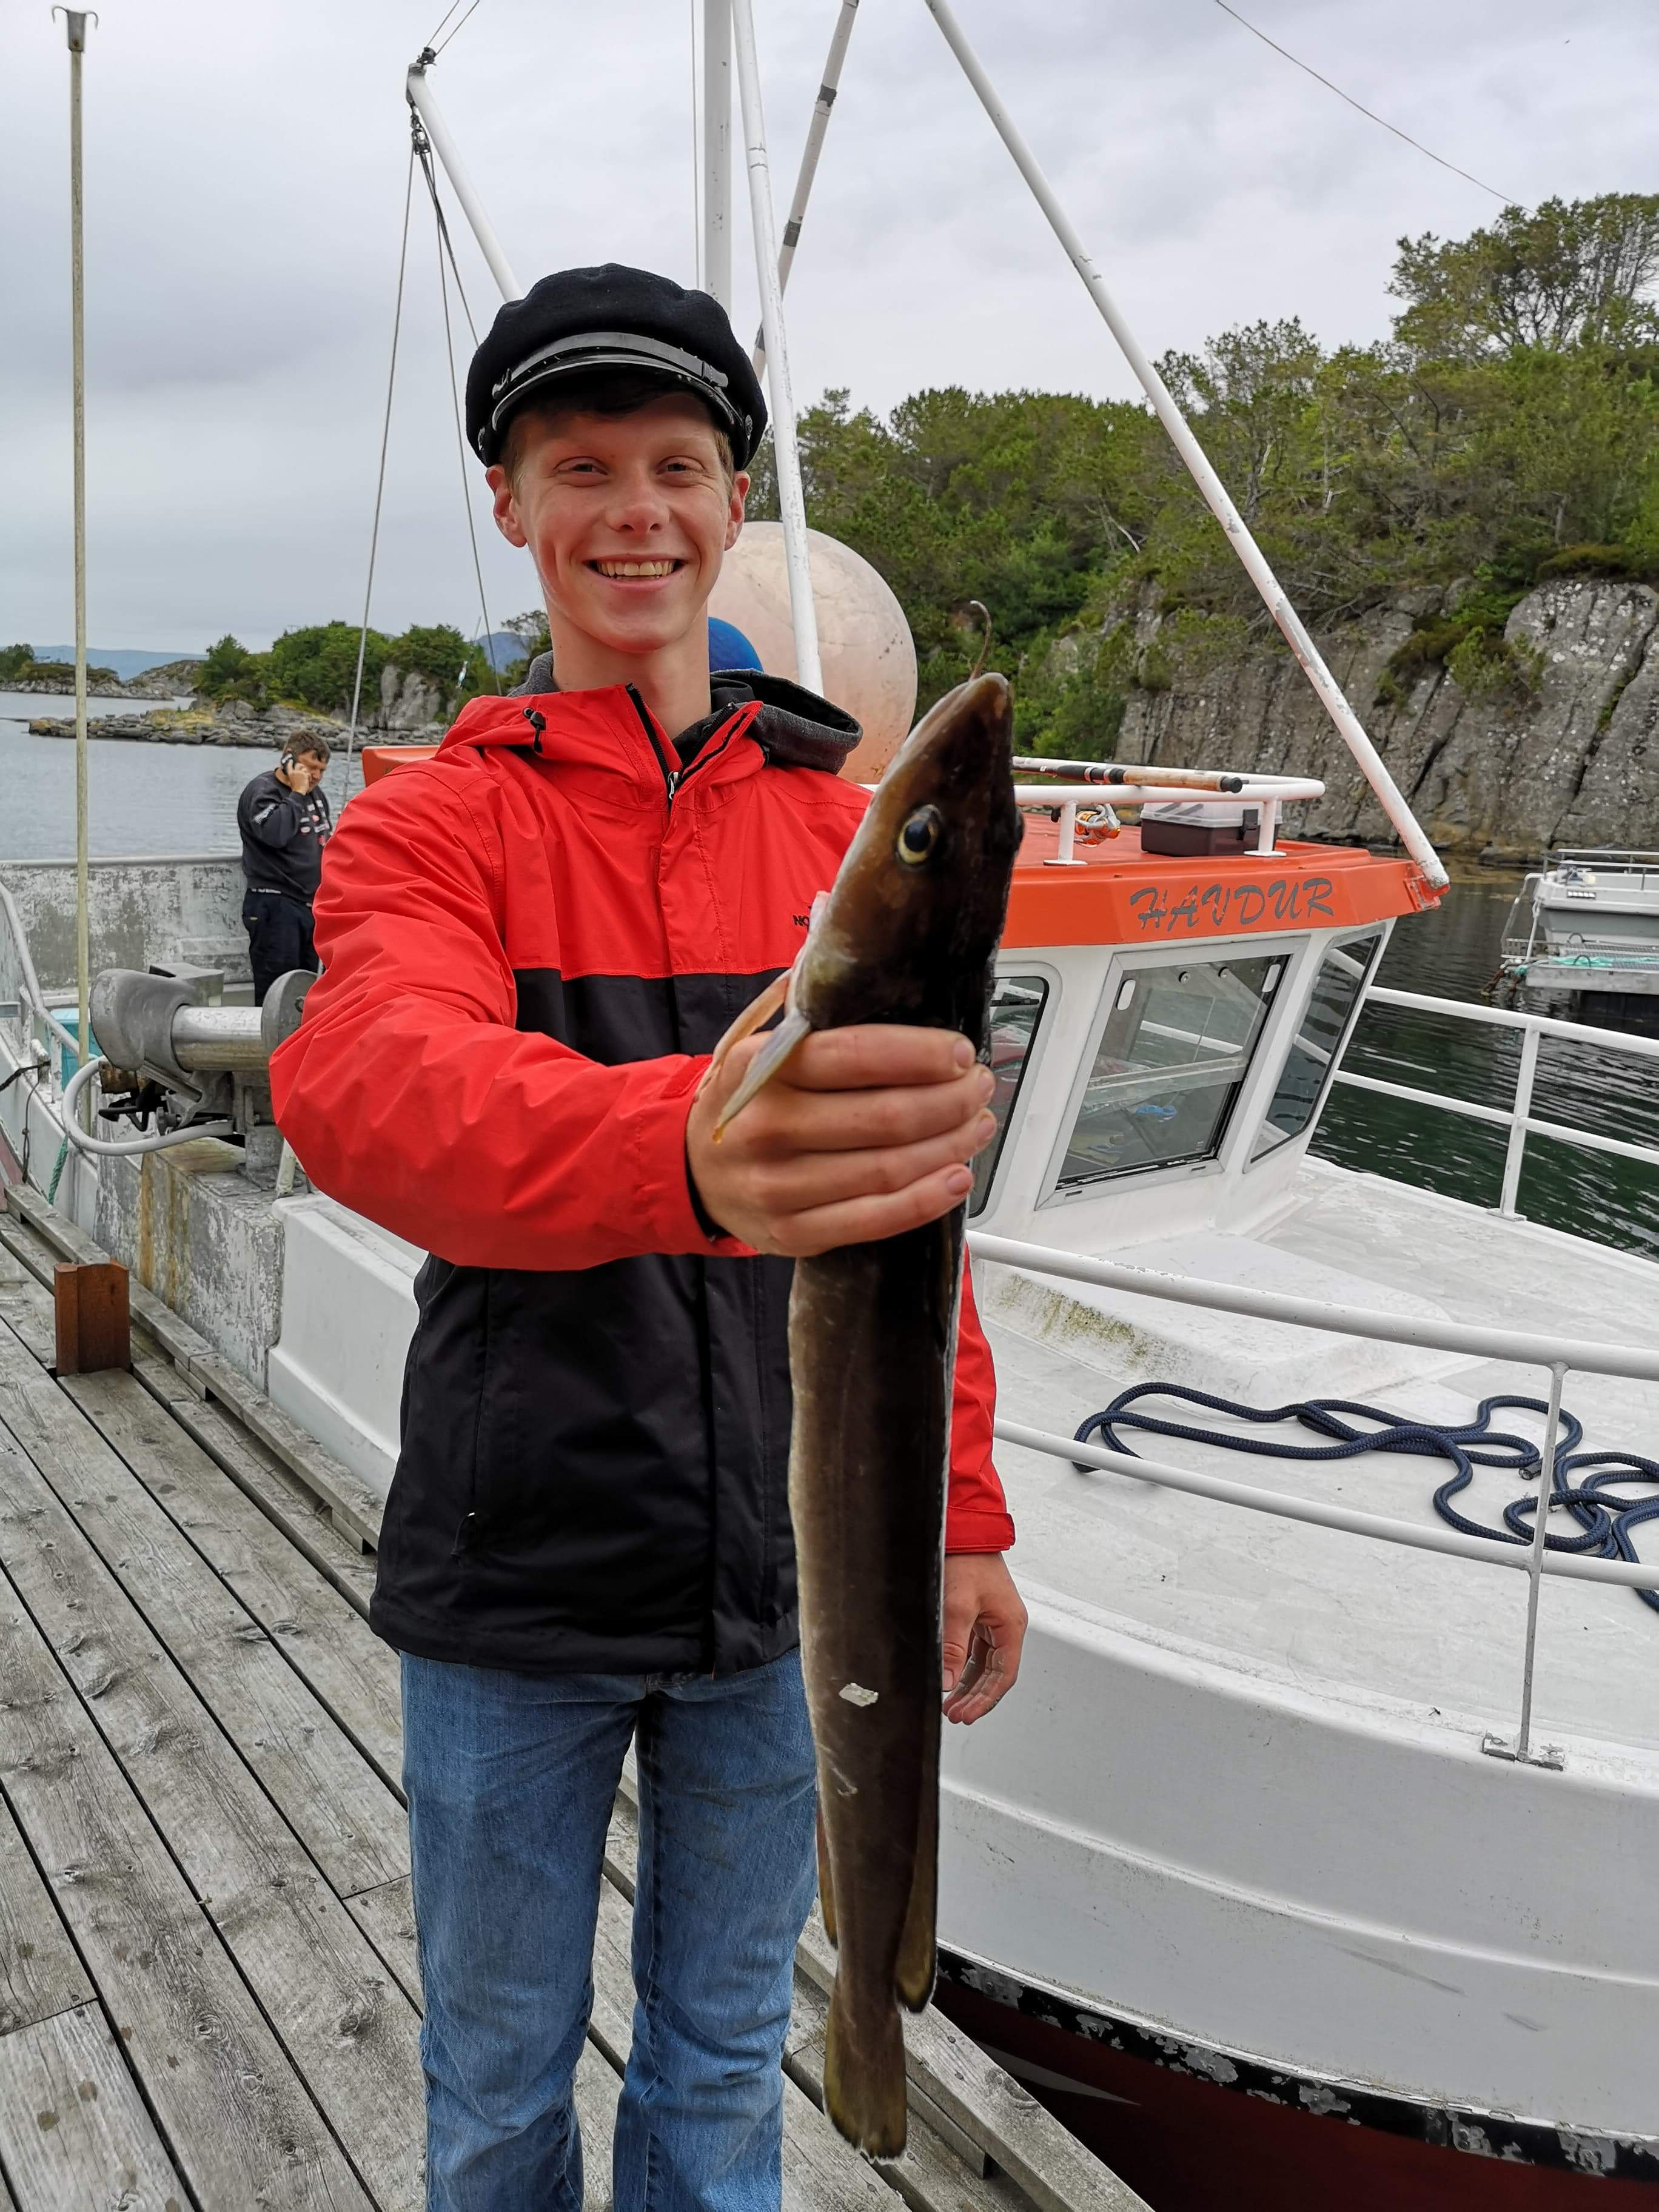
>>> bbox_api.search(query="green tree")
[196,633,269,705]
[1392,194,1659,360]
[385,623,495,711]
[263,622,384,715]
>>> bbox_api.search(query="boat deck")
[0,1200,1140,2212]
[983,1155,1659,1760]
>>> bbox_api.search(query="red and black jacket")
[270,673,1014,1677]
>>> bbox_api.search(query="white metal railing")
[1012,777,1324,866]
[1334,985,1659,1217]
[967,1227,1659,1768]
[1550,848,1659,873]
[0,880,81,1062]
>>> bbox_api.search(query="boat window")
[969,975,1050,1216]
[1054,953,1282,1190]
[1250,931,1384,1163]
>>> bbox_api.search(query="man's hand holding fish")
[686,1021,998,1258]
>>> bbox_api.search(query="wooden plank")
[0,1578,375,2211]
[0,1322,406,1901]
[0,2000,186,2212]
[784,1976,1035,2212]
[2,1188,383,1550]
[1,1189,102,1269]
[792,1912,1148,2212]
[0,1794,92,2039]
[572,2042,621,2212]
[61,1364,403,1796]
[0,1242,54,1366]
[0,1252,377,1626]
[52,1262,129,1379]
[346,1876,421,2009]
[0,1413,424,2210]
[130,1355,379,1618]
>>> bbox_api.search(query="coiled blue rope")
[1073,1383,1659,1615]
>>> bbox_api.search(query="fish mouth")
[586,557,688,583]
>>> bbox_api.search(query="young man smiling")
[270,265,1026,2212]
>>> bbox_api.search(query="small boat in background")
[1500,848,1659,1026]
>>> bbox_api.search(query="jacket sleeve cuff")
[945,1507,1016,1554]
[630,1057,755,1258]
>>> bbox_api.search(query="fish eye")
[896,805,942,866]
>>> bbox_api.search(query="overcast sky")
[2,0,1652,652]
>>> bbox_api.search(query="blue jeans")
[401,1649,817,2212]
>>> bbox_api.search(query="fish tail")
[816,1805,837,1946]
[824,1975,908,2158]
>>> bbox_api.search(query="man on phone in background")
[237,734,333,1004]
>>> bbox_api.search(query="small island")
[14,618,535,749]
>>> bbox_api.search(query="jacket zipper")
[625,685,749,811]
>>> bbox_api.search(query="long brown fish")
[712,673,1022,2154]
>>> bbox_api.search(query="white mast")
[920,0,1448,894]
[406,55,523,301]
[61,6,95,1108]
[729,0,824,695]
[752,0,860,374]
[702,0,734,310]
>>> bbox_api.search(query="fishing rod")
[1011,757,1316,796]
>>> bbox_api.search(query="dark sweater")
[238,768,334,902]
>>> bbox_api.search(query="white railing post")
[1500,1024,1541,1218]
[1255,798,1280,857]
[1482,1361,1569,1771]
[1044,800,1085,868]
[702,0,734,310]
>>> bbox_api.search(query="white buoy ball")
[709,523,918,782]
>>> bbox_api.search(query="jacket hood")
[467,649,862,777]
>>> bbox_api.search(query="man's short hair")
[499,368,737,488]
[289,735,332,762]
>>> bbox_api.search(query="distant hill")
[33,646,201,680]
[33,637,529,677]
[480,632,525,673]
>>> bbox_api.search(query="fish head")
[797,672,1023,1049]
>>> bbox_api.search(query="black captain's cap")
[464,263,768,469]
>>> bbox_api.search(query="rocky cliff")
[1106,577,1659,862]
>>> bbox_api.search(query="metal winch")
[72,965,313,1171]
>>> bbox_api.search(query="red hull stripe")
[933,1951,1657,2205]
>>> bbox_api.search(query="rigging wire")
[421,0,466,53]
[431,0,486,57]
[417,137,481,346]
[428,161,500,694]
[1207,0,1515,206]
[347,139,418,767]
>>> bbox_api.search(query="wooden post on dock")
[53,1258,129,1375]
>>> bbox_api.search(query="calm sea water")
[1315,875,1659,1259]
[0,693,367,860]
[4,700,1656,1256]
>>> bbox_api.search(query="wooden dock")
[0,1188,1145,2212]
